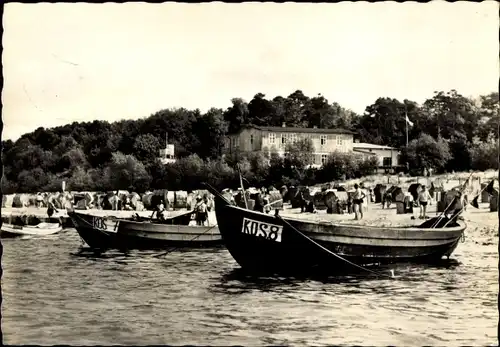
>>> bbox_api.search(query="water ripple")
[2,227,497,346]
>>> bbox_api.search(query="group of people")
[351,183,434,220]
[148,183,440,224]
[152,195,210,226]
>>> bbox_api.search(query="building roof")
[234,125,356,135]
[353,149,378,156]
[352,142,398,150]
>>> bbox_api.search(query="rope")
[440,179,496,229]
[275,214,396,279]
[430,171,476,229]
[152,223,219,258]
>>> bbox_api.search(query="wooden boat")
[67,210,119,250]
[1,222,63,238]
[204,183,466,275]
[68,209,221,250]
[115,219,222,249]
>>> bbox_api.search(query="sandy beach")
[2,199,497,234]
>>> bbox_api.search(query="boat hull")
[1,223,63,238]
[68,210,223,250]
[67,211,118,250]
[116,220,223,249]
[212,192,465,274]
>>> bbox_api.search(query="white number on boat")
[241,218,283,242]
[92,217,107,230]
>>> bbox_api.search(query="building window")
[250,134,254,145]
[321,154,328,165]
[337,136,343,146]
[320,135,327,146]
[383,157,392,167]
[269,133,275,144]
[290,133,297,143]
[282,134,287,145]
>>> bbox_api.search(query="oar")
[440,179,496,229]
[430,171,476,229]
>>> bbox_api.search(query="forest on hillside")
[1,89,498,194]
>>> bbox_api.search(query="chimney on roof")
[313,125,317,129]
[354,139,360,143]
[282,122,286,128]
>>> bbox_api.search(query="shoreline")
[1,200,497,231]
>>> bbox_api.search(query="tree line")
[1,89,498,194]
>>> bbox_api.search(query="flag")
[485,179,495,195]
[471,196,479,208]
[405,114,414,127]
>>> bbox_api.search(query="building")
[352,142,402,172]
[159,144,176,165]
[224,124,356,167]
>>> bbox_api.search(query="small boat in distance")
[203,183,466,275]
[1,222,63,238]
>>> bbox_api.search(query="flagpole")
[405,108,408,148]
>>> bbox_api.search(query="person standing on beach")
[352,184,366,220]
[47,200,58,218]
[418,185,432,219]
[151,200,167,221]
[194,196,208,226]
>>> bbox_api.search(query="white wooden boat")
[1,222,63,238]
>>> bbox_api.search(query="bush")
[104,152,152,192]
[1,177,18,194]
[401,133,451,173]
[317,152,378,182]
[470,137,498,171]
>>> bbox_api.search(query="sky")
[2,2,499,141]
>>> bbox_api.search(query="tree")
[247,93,278,126]
[224,98,249,134]
[284,138,315,171]
[303,94,335,128]
[175,154,207,191]
[17,168,51,193]
[193,108,228,159]
[446,134,471,172]
[67,167,95,191]
[147,160,168,190]
[53,135,78,157]
[104,152,151,192]
[476,92,499,141]
[59,147,89,173]
[133,133,161,163]
[1,88,497,194]
[422,90,479,141]
[284,90,309,127]
[360,98,420,147]
[402,133,451,173]
[470,136,498,171]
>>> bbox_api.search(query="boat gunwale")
[221,204,467,233]
[117,221,219,235]
[68,211,118,234]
